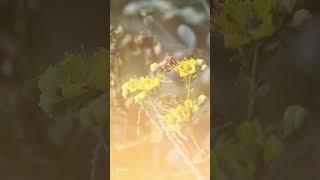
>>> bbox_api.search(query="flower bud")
[201,64,208,70]
[196,59,204,66]
[198,95,208,105]
[150,63,159,72]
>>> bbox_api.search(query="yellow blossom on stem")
[173,57,207,78]
[162,99,199,132]
[174,58,197,78]
[121,74,164,103]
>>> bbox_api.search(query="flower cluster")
[173,58,207,78]
[121,75,164,103]
[162,99,200,132]
[213,0,275,48]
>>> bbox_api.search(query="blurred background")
[0,0,106,179]
[212,0,320,179]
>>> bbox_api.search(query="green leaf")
[38,48,109,136]
[215,131,259,180]
[279,0,296,14]
[251,14,275,40]
[60,82,88,98]
[225,0,252,23]
[59,53,89,98]
[88,48,108,91]
[38,65,62,93]
[283,104,309,137]
[215,135,238,161]
[62,53,87,82]
[38,92,63,115]
[263,134,285,164]
[214,0,276,48]
[224,33,251,48]
[236,120,264,145]
[292,9,312,27]
[79,94,107,129]
[253,0,273,19]
[213,11,239,34]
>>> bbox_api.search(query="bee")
[159,54,177,72]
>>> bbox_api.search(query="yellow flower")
[162,99,199,132]
[163,110,181,124]
[139,76,162,91]
[173,57,208,78]
[121,75,164,103]
[183,99,199,113]
[174,58,197,78]
[121,78,139,97]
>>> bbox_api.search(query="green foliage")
[283,104,309,138]
[60,54,89,98]
[276,0,296,14]
[291,9,312,27]
[236,120,263,145]
[38,48,108,142]
[38,66,64,115]
[214,120,285,180]
[79,94,108,130]
[212,1,313,178]
[213,0,275,48]
[213,0,312,48]
[263,134,285,164]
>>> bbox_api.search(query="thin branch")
[137,105,143,136]
[90,132,103,180]
[248,43,261,120]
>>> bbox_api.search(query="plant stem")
[190,127,205,154]
[144,103,204,179]
[248,43,261,120]
[123,115,128,141]
[187,75,192,99]
[80,43,87,59]
[137,105,142,136]
[90,131,103,180]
